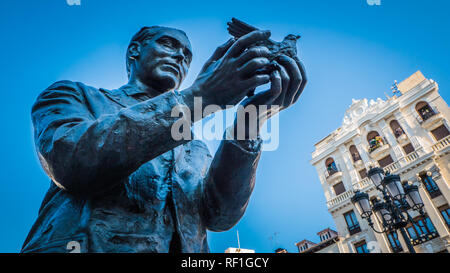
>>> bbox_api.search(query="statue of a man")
[22,25,306,253]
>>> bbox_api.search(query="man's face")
[135,28,193,93]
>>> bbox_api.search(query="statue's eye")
[159,38,175,49]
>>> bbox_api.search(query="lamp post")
[351,167,427,253]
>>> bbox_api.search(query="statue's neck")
[127,77,167,98]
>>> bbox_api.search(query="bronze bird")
[227,18,301,96]
[227,17,301,60]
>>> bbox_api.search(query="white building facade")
[310,71,450,253]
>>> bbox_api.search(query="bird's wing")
[227,18,259,38]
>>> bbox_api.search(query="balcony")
[396,133,409,145]
[404,150,419,164]
[431,135,450,152]
[383,161,400,174]
[410,232,439,246]
[326,190,354,208]
[418,111,444,131]
[352,177,372,191]
[368,138,391,160]
[325,166,343,183]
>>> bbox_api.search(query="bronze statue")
[22,21,307,253]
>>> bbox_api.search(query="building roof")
[295,239,317,247]
[317,228,338,236]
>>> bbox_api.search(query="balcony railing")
[410,231,439,246]
[325,164,342,179]
[418,110,437,123]
[383,161,400,174]
[348,224,361,236]
[326,190,354,208]
[404,150,419,164]
[352,177,371,191]
[431,135,450,152]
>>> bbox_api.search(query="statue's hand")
[191,30,274,108]
[236,54,307,137]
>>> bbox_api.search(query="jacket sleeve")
[32,80,191,195]
[201,128,263,232]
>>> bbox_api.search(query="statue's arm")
[201,129,263,231]
[32,80,191,195]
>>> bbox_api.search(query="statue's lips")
[160,63,181,77]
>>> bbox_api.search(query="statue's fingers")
[274,62,289,106]
[276,55,302,106]
[292,58,308,104]
[235,46,272,67]
[241,74,270,91]
[211,38,235,61]
[237,57,270,77]
[226,30,271,58]
[202,38,235,70]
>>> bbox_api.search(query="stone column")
[339,145,358,188]
[378,119,404,162]
[394,112,425,156]
[353,136,373,167]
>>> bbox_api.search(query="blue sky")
[0,0,449,253]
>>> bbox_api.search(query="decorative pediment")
[342,98,387,130]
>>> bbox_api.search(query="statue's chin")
[145,74,178,93]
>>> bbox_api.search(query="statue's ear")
[128,41,141,60]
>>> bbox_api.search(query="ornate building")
[307,71,450,253]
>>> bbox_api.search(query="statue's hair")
[126,26,187,79]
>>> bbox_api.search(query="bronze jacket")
[22,81,262,253]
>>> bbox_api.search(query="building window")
[406,216,439,246]
[378,155,394,168]
[387,231,403,253]
[415,101,436,122]
[367,131,384,153]
[333,182,346,196]
[359,168,368,179]
[431,125,450,141]
[438,205,450,228]
[420,173,441,198]
[402,143,415,155]
[344,210,361,235]
[390,120,405,138]
[354,240,369,253]
[325,157,339,176]
[349,145,362,162]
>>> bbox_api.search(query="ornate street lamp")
[372,200,393,227]
[383,174,405,201]
[368,167,385,189]
[404,183,424,211]
[351,166,429,253]
[351,191,372,219]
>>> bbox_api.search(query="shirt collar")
[119,84,148,97]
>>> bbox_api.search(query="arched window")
[416,101,436,121]
[367,131,384,152]
[390,120,404,138]
[325,157,338,175]
[349,145,362,162]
